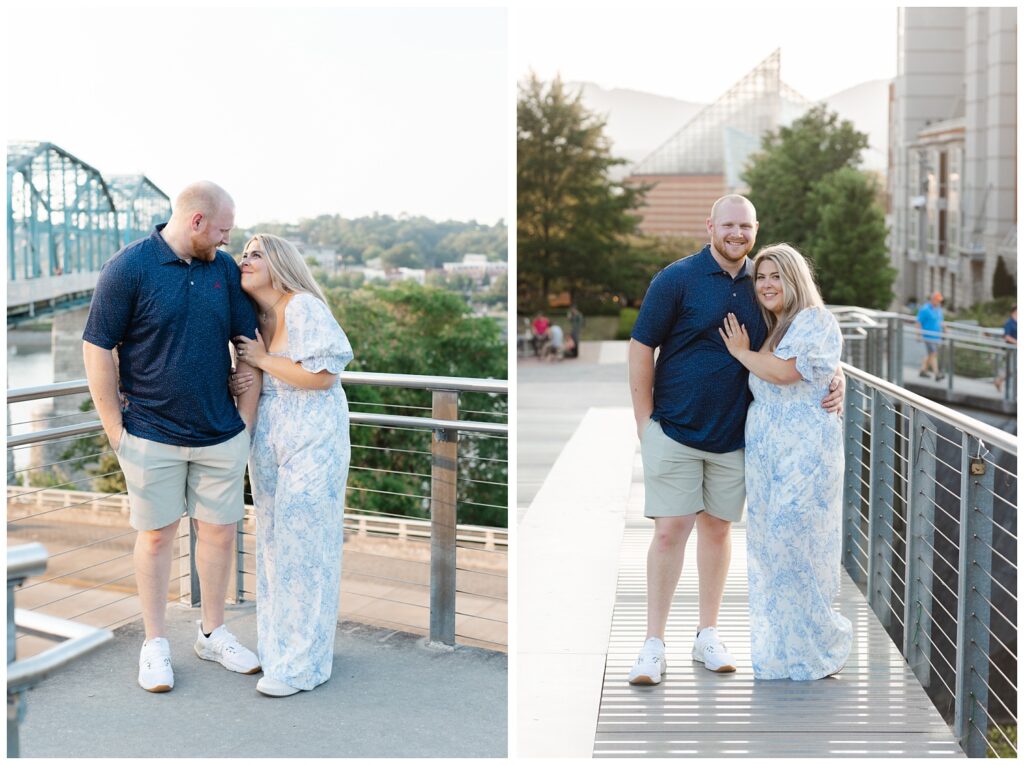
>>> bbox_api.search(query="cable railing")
[6,373,508,661]
[841,362,1017,758]
[831,306,1016,407]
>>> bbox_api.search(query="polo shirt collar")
[701,244,751,280]
[152,223,189,265]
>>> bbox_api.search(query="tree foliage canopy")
[743,105,893,308]
[231,214,506,270]
[517,73,647,309]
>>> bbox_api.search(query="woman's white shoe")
[257,677,301,697]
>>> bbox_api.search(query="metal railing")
[6,373,508,653]
[831,307,1016,408]
[841,362,1017,757]
[8,543,113,757]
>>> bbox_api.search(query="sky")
[5,6,508,227]
[516,4,899,103]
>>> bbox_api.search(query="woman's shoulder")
[286,291,330,319]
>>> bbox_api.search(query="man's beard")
[190,234,218,262]
[712,232,753,263]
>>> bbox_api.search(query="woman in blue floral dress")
[719,243,852,680]
[232,233,353,697]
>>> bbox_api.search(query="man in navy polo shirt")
[626,195,844,684]
[83,181,263,693]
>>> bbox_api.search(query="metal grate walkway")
[595,458,965,758]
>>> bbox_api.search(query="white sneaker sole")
[138,677,173,692]
[628,672,663,686]
[692,653,736,673]
[194,646,261,675]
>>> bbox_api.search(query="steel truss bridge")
[7,141,170,324]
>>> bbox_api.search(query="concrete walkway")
[17,603,507,758]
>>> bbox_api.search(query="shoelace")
[207,632,240,655]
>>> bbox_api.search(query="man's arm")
[628,339,656,439]
[234,358,261,432]
[83,341,124,449]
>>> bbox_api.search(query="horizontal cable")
[7,490,129,523]
[39,528,138,559]
[19,550,134,590]
[921,446,962,476]
[8,470,126,499]
[968,697,1015,756]
[914,578,961,630]
[338,589,429,612]
[453,610,506,624]
[8,447,114,475]
[8,409,98,428]
[453,634,506,649]
[349,464,433,481]
[352,444,432,458]
[457,499,507,511]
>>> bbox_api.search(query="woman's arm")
[233,330,338,391]
[719,313,803,385]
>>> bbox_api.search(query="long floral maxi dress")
[250,292,353,689]
[744,306,852,680]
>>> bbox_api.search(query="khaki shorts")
[640,419,746,522]
[116,429,250,531]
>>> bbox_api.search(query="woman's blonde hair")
[752,243,825,350]
[243,233,327,303]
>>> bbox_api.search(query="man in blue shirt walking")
[83,181,263,692]
[916,291,945,381]
[994,304,1016,393]
[626,195,844,684]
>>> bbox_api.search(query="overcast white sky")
[516,4,899,102]
[6,6,507,227]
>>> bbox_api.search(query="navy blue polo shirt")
[82,224,258,446]
[631,245,767,453]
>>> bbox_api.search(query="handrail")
[840,362,1017,453]
[6,371,508,404]
[7,543,48,580]
[6,410,507,449]
[8,543,114,758]
[8,610,114,689]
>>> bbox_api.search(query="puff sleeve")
[285,293,354,374]
[773,307,842,384]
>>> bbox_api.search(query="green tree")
[992,256,1017,299]
[805,168,894,308]
[743,104,893,306]
[517,73,646,309]
[328,282,507,526]
[743,104,869,253]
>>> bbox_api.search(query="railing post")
[903,410,936,690]
[842,379,867,584]
[188,518,201,608]
[8,573,23,758]
[235,518,245,604]
[429,390,459,646]
[866,388,897,627]
[953,434,994,757]
[946,338,955,394]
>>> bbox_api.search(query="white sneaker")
[628,637,666,685]
[194,622,261,674]
[692,626,736,672]
[257,676,301,697]
[138,637,174,692]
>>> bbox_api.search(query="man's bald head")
[163,181,236,261]
[174,181,234,220]
[710,194,756,223]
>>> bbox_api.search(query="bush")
[616,308,639,340]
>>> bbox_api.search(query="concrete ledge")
[517,407,636,757]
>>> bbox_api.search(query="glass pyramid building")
[629,50,812,237]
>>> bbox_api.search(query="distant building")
[626,50,811,239]
[888,7,1017,308]
[442,253,508,280]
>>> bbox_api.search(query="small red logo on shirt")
[214,281,222,289]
